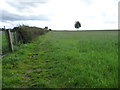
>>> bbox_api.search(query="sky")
[0,0,119,30]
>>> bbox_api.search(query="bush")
[13,25,49,43]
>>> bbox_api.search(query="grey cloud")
[5,0,48,12]
[2,10,49,22]
[7,2,38,10]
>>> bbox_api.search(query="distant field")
[2,31,118,88]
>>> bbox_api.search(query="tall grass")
[2,31,118,88]
[2,31,9,55]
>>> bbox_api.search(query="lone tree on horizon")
[75,21,81,29]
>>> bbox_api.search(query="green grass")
[2,31,9,54]
[2,31,118,88]
[0,31,2,53]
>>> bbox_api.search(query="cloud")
[5,0,48,12]
[0,0,119,30]
[1,0,49,14]
[2,10,49,21]
[6,2,38,12]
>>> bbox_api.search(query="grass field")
[2,31,118,88]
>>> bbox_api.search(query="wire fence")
[1,26,49,55]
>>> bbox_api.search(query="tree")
[75,21,81,29]
[44,26,48,30]
[49,29,52,31]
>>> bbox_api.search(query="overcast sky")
[0,0,119,30]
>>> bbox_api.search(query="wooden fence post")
[6,29,14,52]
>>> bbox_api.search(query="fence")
[2,26,49,54]
[2,29,26,53]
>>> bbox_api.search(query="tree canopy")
[75,21,81,29]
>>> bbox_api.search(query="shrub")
[13,25,49,43]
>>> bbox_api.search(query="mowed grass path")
[2,31,118,88]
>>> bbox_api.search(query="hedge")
[13,26,49,43]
